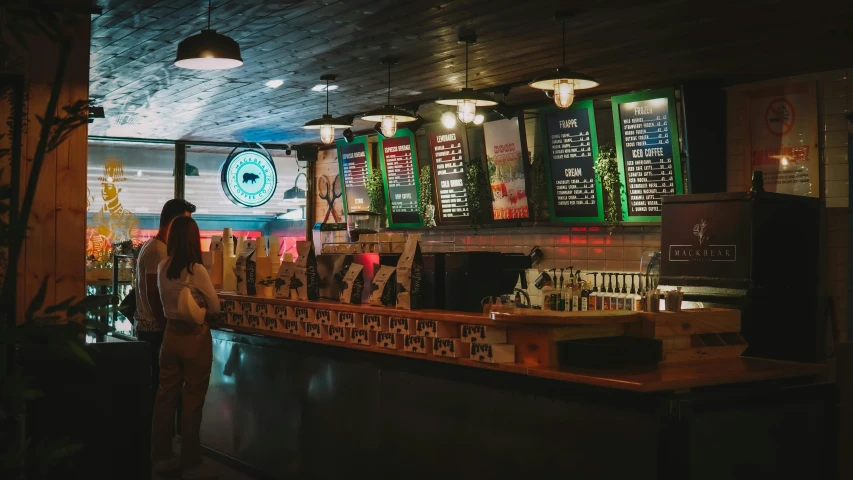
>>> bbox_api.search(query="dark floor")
[151,438,259,480]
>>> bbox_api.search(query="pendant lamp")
[302,74,352,145]
[361,57,417,138]
[528,11,598,109]
[435,30,496,124]
[174,0,243,70]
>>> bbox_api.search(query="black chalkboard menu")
[428,130,470,222]
[611,88,684,222]
[336,135,371,213]
[379,129,422,227]
[543,99,603,222]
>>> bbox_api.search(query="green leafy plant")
[365,168,386,217]
[418,165,436,228]
[594,143,622,234]
[465,158,489,223]
[530,153,549,222]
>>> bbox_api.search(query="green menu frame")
[539,99,605,223]
[611,87,684,223]
[335,135,372,215]
[378,128,423,228]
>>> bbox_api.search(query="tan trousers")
[151,321,213,468]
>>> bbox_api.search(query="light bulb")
[380,116,397,138]
[441,111,457,129]
[319,124,335,145]
[473,114,485,125]
[456,99,477,124]
[554,79,575,109]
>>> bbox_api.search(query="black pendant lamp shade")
[361,57,416,138]
[528,11,598,109]
[303,74,352,145]
[174,1,243,70]
[434,29,496,124]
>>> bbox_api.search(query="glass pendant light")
[441,111,457,129]
[435,30,496,124]
[528,11,599,109]
[302,74,351,145]
[361,57,417,138]
[174,0,243,70]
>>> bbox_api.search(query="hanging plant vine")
[465,158,489,223]
[419,165,436,227]
[365,168,386,217]
[530,153,549,222]
[593,143,622,234]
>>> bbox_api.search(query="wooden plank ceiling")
[89,0,852,144]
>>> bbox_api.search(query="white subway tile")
[823,146,848,165]
[825,164,849,182]
[824,130,848,148]
[826,196,849,208]
[825,180,849,198]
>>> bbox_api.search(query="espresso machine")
[658,188,822,362]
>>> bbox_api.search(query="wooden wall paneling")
[55,19,91,306]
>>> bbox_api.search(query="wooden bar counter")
[201,293,836,479]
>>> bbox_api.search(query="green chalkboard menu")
[611,88,684,222]
[336,135,371,214]
[543,100,604,222]
[378,128,423,228]
[428,129,470,223]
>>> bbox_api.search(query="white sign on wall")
[746,81,819,197]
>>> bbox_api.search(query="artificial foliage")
[419,165,436,227]
[365,167,386,216]
[465,158,489,222]
[530,153,549,222]
[593,143,622,234]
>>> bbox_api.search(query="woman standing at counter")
[151,216,220,479]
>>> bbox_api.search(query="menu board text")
[339,141,369,211]
[429,131,469,222]
[617,96,678,216]
[546,105,600,219]
[381,133,421,226]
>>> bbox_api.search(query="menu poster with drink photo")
[336,135,372,214]
[378,129,423,228]
[611,88,684,222]
[482,116,532,221]
[543,100,604,222]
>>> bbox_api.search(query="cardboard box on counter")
[304,322,326,339]
[432,338,469,358]
[470,343,515,364]
[403,335,432,354]
[328,325,347,342]
[377,332,401,350]
[315,308,336,325]
[273,305,290,321]
[337,311,362,328]
[293,306,314,323]
[283,319,303,336]
[362,313,387,332]
[416,319,457,338]
[349,327,376,347]
[388,316,415,335]
[461,324,507,344]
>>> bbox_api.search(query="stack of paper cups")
[222,228,237,291]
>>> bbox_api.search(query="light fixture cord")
[465,41,469,89]
[208,0,211,30]
[387,61,391,105]
[561,16,566,67]
[326,78,330,115]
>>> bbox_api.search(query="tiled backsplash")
[405,224,662,307]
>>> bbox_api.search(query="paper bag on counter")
[294,241,319,300]
[395,237,423,309]
[235,249,257,296]
[210,236,223,287]
[368,265,396,307]
[339,264,364,305]
[275,262,297,299]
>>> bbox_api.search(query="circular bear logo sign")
[220,149,277,207]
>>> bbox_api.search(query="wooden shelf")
[490,307,639,326]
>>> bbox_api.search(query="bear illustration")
[242,172,260,184]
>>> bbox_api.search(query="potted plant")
[257,276,276,299]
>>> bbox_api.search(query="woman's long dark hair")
[166,216,202,280]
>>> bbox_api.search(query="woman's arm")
[192,264,220,314]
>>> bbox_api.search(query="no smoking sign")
[764,97,796,137]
